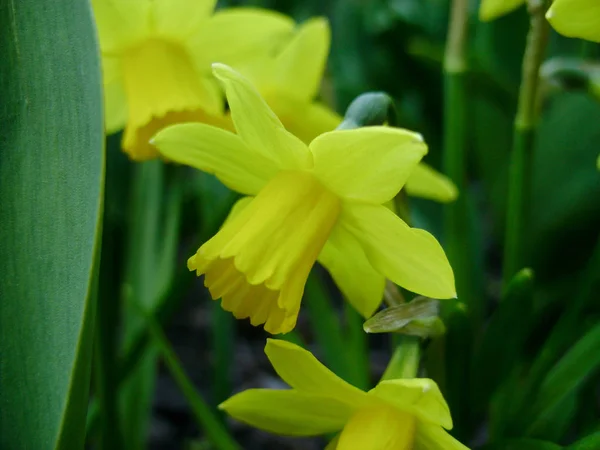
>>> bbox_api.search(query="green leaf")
[472,268,534,416]
[569,432,600,450]
[525,322,600,436]
[484,439,563,450]
[0,0,104,448]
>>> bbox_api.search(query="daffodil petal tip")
[265,338,298,352]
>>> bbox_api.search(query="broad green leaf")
[0,0,104,448]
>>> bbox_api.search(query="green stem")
[344,302,370,390]
[382,336,420,380]
[92,221,123,450]
[132,301,241,450]
[441,0,472,438]
[442,0,470,303]
[503,0,549,286]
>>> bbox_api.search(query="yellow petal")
[121,40,225,160]
[153,0,216,40]
[189,9,295,67]
[152,123,280,195]
[479,0,525,21]
[340,203,456,299]
[337,405,416,450]
[219,389,351,436]
[92,0,151,53]
[267,96,342,144]
[212,63,311,171]
[310,127,427,204]
[404,163,458,203]
[369,379,453,429]
[270,17,331,101]
[265,339,370,406]
[189,172,341,334]
[102,56,128,134]
[318,224,385,318]
[547,0,600,43]
[415,423,470,450]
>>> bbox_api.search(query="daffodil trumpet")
[220,339,469,450]
[152,64,455,334]
[93,0,294,160]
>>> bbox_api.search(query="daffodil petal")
[219,389,351,436]
[92,0,150,53]
[152,123,280,195]
[369,379,452,429]
[340,203,456,299]
[415,423,469,450]
[311,127,427,204]
[264,339,370,406]
[404,163,458,203]
[479,0,525,21]
[189,9,295,66]
[267,96,341,144]
[318,224,385,318]
[271,17,330,101]
[547,0,600,43]
[102,56,128,134]
[337,406,416,450]
[153,0,215,40]
[212,64,311,171]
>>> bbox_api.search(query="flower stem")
[503,0,549,287]
[442,0,470,306]
[441,0,473,438]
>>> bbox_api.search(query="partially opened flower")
[93,0,293,160]
[244,17,457,203]
[220,339,469,449]
[479,0,524,21]
[546,0,600,43]
[153,64,455,334]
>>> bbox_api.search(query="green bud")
[337,92,398,130]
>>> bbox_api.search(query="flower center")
[121,39,226,160]
[189,171,341,334]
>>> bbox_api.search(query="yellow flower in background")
[153,64,455,334]
[220,339,469,450]
[93,0,293,160]
[244,17,458,203]
[546,0,600,42]
[479,0,524,21]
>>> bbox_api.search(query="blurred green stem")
[442,0,473,438]
[503,0,549,286]
[442,0,471,306]
[131,300,241,450]
[93,219,123,450]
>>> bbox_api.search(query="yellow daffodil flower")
[93,0,294,160]
[152,64,455,334]
[220,339,469,450]
[479,0,524,21]
[242,17,458,203]
[546,0,600,42]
